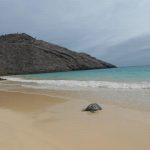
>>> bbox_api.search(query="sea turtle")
[83,103,102,112]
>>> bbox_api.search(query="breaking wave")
[2,76,150,90]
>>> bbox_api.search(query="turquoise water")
[22,66,150,82]
[2,66,150,111]
[3,66,150,90]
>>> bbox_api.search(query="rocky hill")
[0,33,116,75]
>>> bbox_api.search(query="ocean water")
[2,66,150,111]
[3,66,150,90]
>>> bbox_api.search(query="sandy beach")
[0,90,150,150]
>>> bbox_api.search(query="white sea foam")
[2,76,150,90]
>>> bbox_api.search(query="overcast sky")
[0,0,150,66]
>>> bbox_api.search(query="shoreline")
[0,90,150,150]
[1,79,150,112]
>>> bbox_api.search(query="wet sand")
[0,90,150,150]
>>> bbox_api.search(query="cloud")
[99,34,150,66]
[0,0,150,66]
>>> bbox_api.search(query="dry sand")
[0,90,150,150]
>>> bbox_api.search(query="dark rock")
[0,33,116,75]
[0,77,6,80]
[83,103,102,112]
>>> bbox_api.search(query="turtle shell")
[84,103,102,112]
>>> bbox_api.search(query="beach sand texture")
[0,91,150,150]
